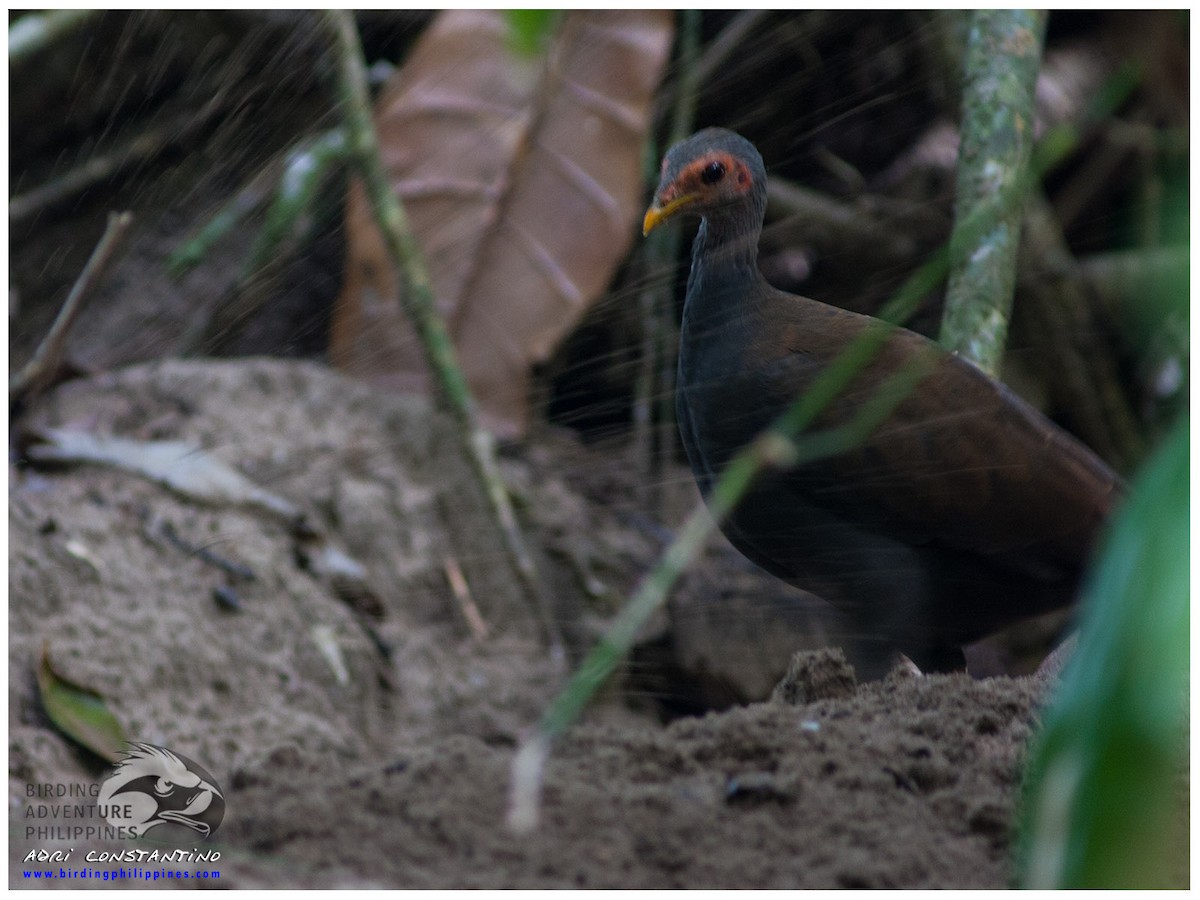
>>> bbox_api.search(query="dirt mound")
[211,666,1044,889]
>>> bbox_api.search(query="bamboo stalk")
[939,9,1047,374]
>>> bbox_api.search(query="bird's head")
[643,128,766,236]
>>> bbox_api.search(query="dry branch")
[10,211,134,408]
[9,96,227,228]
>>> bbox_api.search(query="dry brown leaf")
[331,10,674,439]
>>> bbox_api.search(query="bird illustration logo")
[98,743,225,840]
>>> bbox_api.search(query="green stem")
[939,9,1047,374]
[322,11,560,654]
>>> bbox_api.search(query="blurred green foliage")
[1017,412,1189,888]
[505,10,561,57]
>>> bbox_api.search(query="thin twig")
[635,11,783,511]
[10,211,134,407]
[650,10,770,126]
[634,10,700,508]
[160,520,258,582]
[1018,194,1146,469]
[443,555,489,642]
[187,128,350,355]
[167,163,282,279]
[10,93,228,228]
[764,177,924,267]
[1077,246,1188,313]
[692,10,770,90]
[321,11,561,656]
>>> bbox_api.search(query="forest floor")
[8,357,1113,890]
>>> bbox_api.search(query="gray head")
[643,128,767,237]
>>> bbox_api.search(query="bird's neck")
[685,216,766,330]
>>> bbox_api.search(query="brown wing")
[773,293,1122,579]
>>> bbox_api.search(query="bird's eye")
[700,161,726,185]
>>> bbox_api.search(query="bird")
[643,127,1122,676]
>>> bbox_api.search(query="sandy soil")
[4,358,1127,888]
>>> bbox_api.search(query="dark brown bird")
[643,128,1122,674]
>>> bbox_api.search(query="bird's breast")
[677,306,802,478]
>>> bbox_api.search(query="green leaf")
[505,10,560,56]
[37,644,128,764]
[1018,415,1189,888]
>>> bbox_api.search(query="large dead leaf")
[331,10,674,439]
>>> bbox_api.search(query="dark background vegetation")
[10,10,1188,466]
